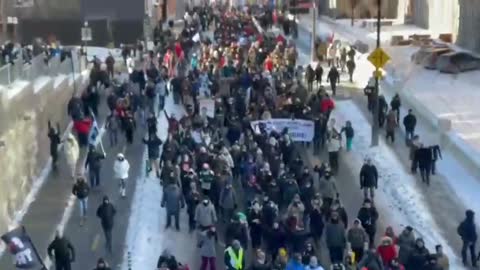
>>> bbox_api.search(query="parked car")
[437,51,480,73]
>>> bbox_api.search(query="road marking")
[91,234,101,251]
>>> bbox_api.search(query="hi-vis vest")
[225,247,244,270]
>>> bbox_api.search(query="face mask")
[203,200,209,205]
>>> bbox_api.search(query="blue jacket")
[286,260,305,270]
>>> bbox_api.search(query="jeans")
[158,95,165,111]
[330,81,337,96]
[329,151,339,173]
[200,257,216,270]
[352,247,364,263]
[363,187,375,200]
[78,198,88,217]
[108,130,118,146]
[406,129,415,142]
[89,168,100,187]
[420,165,431,185]
[461,241,477,265]
[103,228,113,253]
[166,211,180,229]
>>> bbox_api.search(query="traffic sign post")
[367,47,391,70]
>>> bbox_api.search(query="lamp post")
[371,0,381,146]
[311,0,316,62]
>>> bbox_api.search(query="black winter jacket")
[403,114,417,131]
[72,181,90,199]
[96,203,116,230]
[47,237,75,262]
[360,164,378,188]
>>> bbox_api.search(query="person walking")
[357,199,379,247]
[359,158,378,201]
[386,109,397,144]
[327,131,342,174]
[72,177,90,226]
[224,240,245,270]
[48,120,61,170]
[143,133,163,179]
[346,58,355,82]
[198,227,217,270]
[96,196,116,254]
[105,113,119,146]
[403,109,417,143]
[327,66,340,96]
[85,145,105,188]
[347,219,368,263]
[457,209,477,267]
[161,182,185,230]
[325,211,347,264]
[390,93,401,123]
[47,231,75,270]
[341,121,354,151]
[219,182,237,223]
[113,153,130,197]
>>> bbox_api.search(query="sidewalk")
[295,17,479,268]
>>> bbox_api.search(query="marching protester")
[96,196,116,254]
[113,153,130,197]
[72,176,90,226]
[48,120,61,170]
[47,231,76,270]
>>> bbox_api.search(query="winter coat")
[265,227,286,253]
[403,114,417,131]
[318,178,338,199]
[72,181,90,199]
[199,169,215,190]
[286,259,304,270]
[347,225,368,249]
[195,203,217,227]
[358,251,384,270]
[327,68,340,84]
[325,221,346,248]
[457,211,477,242]
[225,222,249,247]
[390,96,401,110]
[357,206,379,234]
[162,184,185,213]
[198,232,216,258]
[220,187,237,210]
[287,202,305,226]
[47,237,75,263]
[397,231,416,265]
[96,202,116,230]
[64,133,79,170]
[310,207,324,236]
[360,164,378,188]
[327,137,341,152]
[386,111,397,132]
[143,137,163,159]
[266,183,281,205]
[415,147,432,168]
[407,245,429,270]
[282,181,299,204]
[86,150,104,171]
[377,242,397,266]
[113,159,130,179]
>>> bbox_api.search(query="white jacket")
[114,159,130,179]
[327,137,342,153]
[63,133,79,169]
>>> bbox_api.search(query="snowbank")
[120,91,191,270]
[331,100,465,269]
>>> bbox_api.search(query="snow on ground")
[331,100,465,269]
[33,76,51,93]
[120,89,195,270]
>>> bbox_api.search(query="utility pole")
[371,0,381,146]
[311,0,316,62]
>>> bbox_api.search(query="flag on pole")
[88,116,100,146]
[1,226,46,269]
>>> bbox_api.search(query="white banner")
[251,118,315,142]
[199,98,215,118]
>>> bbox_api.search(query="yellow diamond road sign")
[368,48,391,69]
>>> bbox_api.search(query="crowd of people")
[38,3,479,270]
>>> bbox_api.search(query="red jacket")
[320,98,335,113]
[377,244,397,266]
[264,58,273,72]
[73,117,92,135]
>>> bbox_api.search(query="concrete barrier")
[0,69,90,235]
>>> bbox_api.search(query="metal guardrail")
[0,53,86,87]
